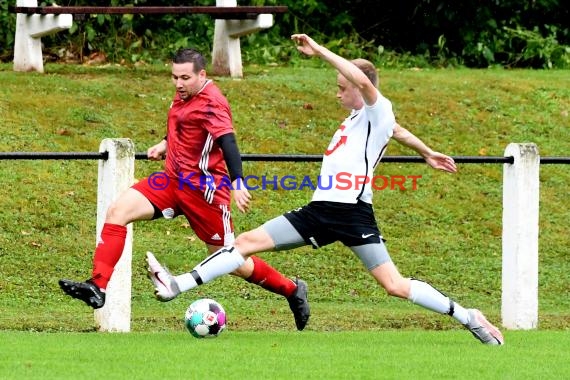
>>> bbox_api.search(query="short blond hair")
[351,58,378,88]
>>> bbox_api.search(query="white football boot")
[146,251,180,302]
[464,309,504,345]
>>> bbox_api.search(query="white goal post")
[95,139,539,332]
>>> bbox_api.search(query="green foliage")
[460,18,570,69]
[39,0,215,64]
[241,33,290,65]
[0,0,569,68]
[404,0,570,68]
[502,24,570,69]
[0,1,16,61]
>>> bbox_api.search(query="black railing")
[1,151,569,164]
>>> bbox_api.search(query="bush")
[1,0,568,68]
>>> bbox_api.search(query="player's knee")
[382,280,409,299]
[105,201,127,224]
[234,232,255,253]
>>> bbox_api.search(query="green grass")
[0,62,569,377]
[1,330,569,379]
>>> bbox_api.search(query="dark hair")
[173,48,207,72]
[351,58,379,88]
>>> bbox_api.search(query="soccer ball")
[184,298,227,338]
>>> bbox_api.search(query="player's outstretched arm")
[392,123,457,173]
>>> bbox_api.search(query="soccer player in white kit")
[147,34,504,345]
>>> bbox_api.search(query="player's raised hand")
[291,34,321,57]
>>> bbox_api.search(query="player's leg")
[92,188,156,287]
[59,180,168,308]
[160,191,304,292]
[146,226,275,299]
[350,243,503,345]
[242,216,310,330]
[167,215,306,287]
[204,239,310,330]
[147,214,311,329]
[203,243,293,297]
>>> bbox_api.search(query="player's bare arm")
[392,123,457,173]
[291,34,377,106]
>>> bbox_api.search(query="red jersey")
[164,80,234,205]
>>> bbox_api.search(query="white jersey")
[312,90,395,204]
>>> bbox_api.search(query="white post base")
[501,143,540,329]
[94,138,135,332]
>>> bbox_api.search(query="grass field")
[0,62,569,379]
[1,330,570,379]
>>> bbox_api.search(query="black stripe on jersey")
[356,121,372,201]
[373,143,389,170]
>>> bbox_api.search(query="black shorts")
[283,200,382,248]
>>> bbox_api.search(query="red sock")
[91,223,127,290]
[246,256,296,298]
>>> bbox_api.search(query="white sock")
[175,273,198,292]
[176,246,245,292]
[408,279,469,324]
[452,305,470,325]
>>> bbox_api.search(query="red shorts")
[132,176,234,246]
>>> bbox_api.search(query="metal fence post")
[94,138,135,332]
[502,143,539,329]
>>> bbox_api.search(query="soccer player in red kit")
[59,48,310,331]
